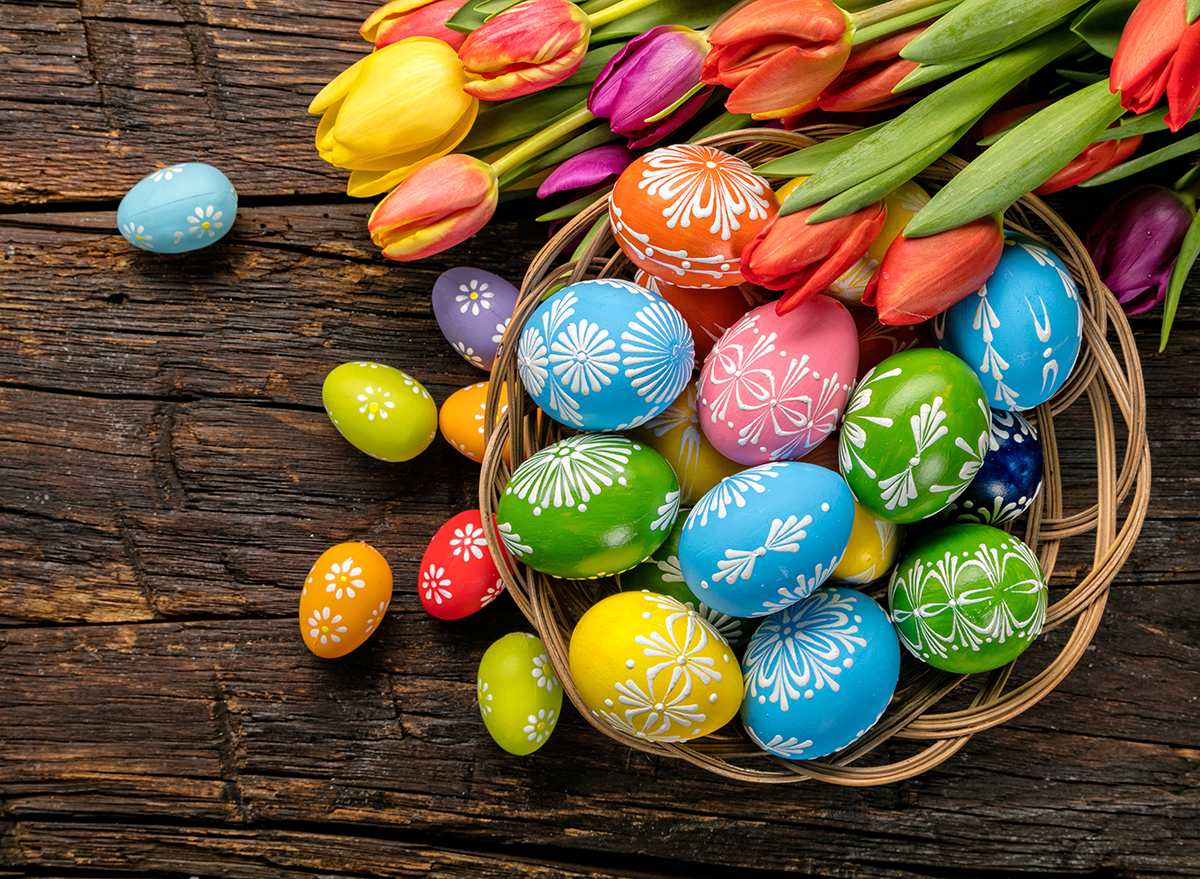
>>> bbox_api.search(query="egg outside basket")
[478,127,1151,785]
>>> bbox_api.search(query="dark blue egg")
[939,409,1043,525]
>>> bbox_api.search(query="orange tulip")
[360,0,469,50]
[368,154,499,261]
[863,214,1005,325]
[817,26,925,113]
[458,0,590,101]
[701,0,853,119]
[1110,0,1200,132]
[741,200,887,315]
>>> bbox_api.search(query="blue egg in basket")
[516,278,694,431]
[117,162,237,254]
[939,408,1044,525]
[933,233,1082,411]
[740,586,900,760]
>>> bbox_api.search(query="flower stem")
[852,0,961,44]
[489,107,598,179]
[849,0,965,31]
[587,0,663,29]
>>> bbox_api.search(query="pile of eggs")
[296,141,1082,763]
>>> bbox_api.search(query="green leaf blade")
[1160,211,1200,350]
[901,0,1089,63]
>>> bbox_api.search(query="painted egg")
[697,295,859,465]
[418,510,513,620]
[888,523,1048,673]
[616,509,760,648]
[117,162,237,253]
[299,542,393,659]
[438,380,509,463]
[516,278,694,431]
[610,143,779,289]
[432,266,520,371]
[477,632,563,755]
[830,502,905,586]
[678,462,856,618]
[634,270,762,361]
[494,433,680,579]
[852,304,930,381]
[838,348,990,523]
[322,361,438,462]
[933,233,1083,411]
[939,409,1044,525]
[740,586,900,760]
[569,591,744,742]
[627,378,745,506]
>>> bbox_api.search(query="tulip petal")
[1111,0,1188,111]
[1166,20,1200,131]
[536,145,635,198]
[459,0,591,100]
[724,43,851,118]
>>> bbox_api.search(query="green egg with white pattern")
[322,361,438,462]
[495,433,680,580]
[477,632,563,756]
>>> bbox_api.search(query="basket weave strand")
[478,128,1151,785]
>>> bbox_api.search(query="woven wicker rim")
[479,127,1152,786]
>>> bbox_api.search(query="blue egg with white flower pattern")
[678,462,855,618]
[117,162,237,254]
[933,234,1082,411]
[740,586,900,760]
[938,409,1044,525]
[516,278,694,431]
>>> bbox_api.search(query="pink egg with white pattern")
[697,295,858,465]
[418,510,515,620]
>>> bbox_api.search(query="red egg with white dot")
[418,509,515,620]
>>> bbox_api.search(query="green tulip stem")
[849,0,964,31]
[852,0,962,44]
[489,107,598,179]
[587,0,666,28]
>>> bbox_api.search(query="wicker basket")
[478,127,1152,785]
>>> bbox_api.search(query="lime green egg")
[322,361,438,462]
[477,632,563,756]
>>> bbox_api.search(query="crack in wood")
[116,513,164,621]
[210,673,250,824]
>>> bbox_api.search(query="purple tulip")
[588,25,714,148]
[535,144,636,200]
[1085,184,1196,315]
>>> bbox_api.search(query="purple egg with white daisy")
[432,266,520,371]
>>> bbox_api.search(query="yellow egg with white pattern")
[829,501,905,586]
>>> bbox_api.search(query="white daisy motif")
[523,708,557,743]
[324,556,365,600]
[492,317,511,346]
[420,563,453,605]
[356,386,395,421]
[531,654,559,692]
[152,165,185,182]
[121,222,154,248]
[477,679,493,717]
[480,578,504,607]
[364,599,388,634]
[307,606,347,645]
[456,278,495,316]
[186,205,224,239]
[449,522,489,561]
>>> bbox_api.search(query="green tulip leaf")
[851,0,963,45]
[754,124,886,177]
[905,80,1125,237]
[445,0,524,33]
[1188,0,1200,24]
[1072,0,1140,57]
[901,0,1089,64]
[1092,107,1200,140]
[1080,130,1200,186]
[591,0,731,40]
[1160,211,1200,350]
[559,44,624,88]
[535,187,613,222]
[460,87,591,153]
[689,112,755,141]
[514,125,621,181]
[894,55,990,92]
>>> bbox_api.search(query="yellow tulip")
[308,37,479,197]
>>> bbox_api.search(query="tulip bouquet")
[308,0,1200,341]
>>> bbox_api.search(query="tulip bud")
[1084,184,1196,315]
[1110,0,1200,132]
[361,0,469,50]
[741,199,887,315]
[535,144,636,200]
[863,214,1005,325]
[368,154,499,261]
[816,26,924,114]
[589,25,714,148]
[458,0,591,101]
[701,0,853,119]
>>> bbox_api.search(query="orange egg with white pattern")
[438,380,509,463]
[299,542,393,658]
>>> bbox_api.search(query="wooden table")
[4,2,1198,876]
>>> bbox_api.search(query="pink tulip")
[458,0,590,101]
[367,154,498,261]
[360,0,469,51]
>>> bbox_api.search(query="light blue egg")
[740,586,900,760]
[678,462,855,618]
[117,162,237,254]
[933,233,1082,411]
[516,278,694,431]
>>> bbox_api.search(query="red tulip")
[701,0,853,119]
[863,214,1004,325]
[458,0,590,101]
[1110,0,1200,132]
[817,26,925,113]
[368,154,498,261]
[741,200,887,315]
[360,0,469,51]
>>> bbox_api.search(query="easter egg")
[830,502,905,586]
[939,409,1044,525]
[610,143,779,289]
[418,510,513,620]
[438,380,509,463]
[697,295,859,465]
[678,462,856,618]
[516,278,694,431]
[432,266,520,371]
[322,361,438,462]
[838,348,990,523]
[569,591,744,742]
[616,509,760,648]
[852,304,930,381]
[117,162,237,253]
[299,542,393,659]
[494,433,680,579]
[888,523,1048,673]
[634,270,762,361]
[740,586,900,759]
[933,233,1083,411]
[627,379,745,506]
[477,632,563,755]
